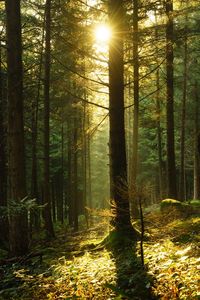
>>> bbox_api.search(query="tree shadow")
[105,232,159,300]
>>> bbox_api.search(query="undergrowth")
[0,209,199,299]
[144,210,200,299]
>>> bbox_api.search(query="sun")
[95,24,112,43]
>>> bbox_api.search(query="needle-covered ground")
[0,206,199,300]
[143,207,200,299]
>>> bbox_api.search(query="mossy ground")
[0,208,199,300]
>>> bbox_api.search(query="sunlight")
[95,24,112,44]
[144,11,156,27]
[147,11,156,23]
[87,0,97,6]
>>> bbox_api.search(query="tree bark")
[43,0,54,237]
[67,124,73,226]
[67,116,74,227]
[108,0,134,233]
[166,0,177,199]
[131,0,139,216]
[179,24,188,201]
[72,112,79,231]
[0,41,8,247]
[193,82,200,199]
[5,0,28,256]
[155,11,164,199]
[30,20,45,231]
[57,123,64,224]
[87,114,92,226]
[82,101,88,227]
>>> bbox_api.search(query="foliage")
[144,210,200,299]
[0,208,199,299]
[0,198,46,218]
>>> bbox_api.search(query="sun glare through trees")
[94,24,112,44]
[0,0,200,299]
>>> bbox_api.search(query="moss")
[160,199,200,219]
[101,228,139,250]
[161,198,183,206]
[160,199,188,213]
[189,199,200,207]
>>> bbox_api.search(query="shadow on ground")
[105,233,158,300]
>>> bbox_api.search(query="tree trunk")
[82,101,88,227]
[5,0,28,256]
[67,124,73,226]
[131,0,139,216]
[0,41,8,247]
[87,114,93,226]
[51,181,56,222]
[30,20,45,231]
[43,0,54,238]
[72,113,79,231]
[166,0,177,199]
[108,0,134,233]
[179,25,188,202]
[155,12,164,200]
[57,123,64,224]
[193,82,200,199]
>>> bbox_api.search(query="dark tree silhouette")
[5,0,28,255]
[43,0,55,237]
[166,0,177,199]
[108,0,136,235]
[0,42,8,246]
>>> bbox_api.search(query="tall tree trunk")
[29,101,39,237]
[131,0,139,216]
[30,20,45,231]
[87,114,93,226]
[43,0,54,237]
[156,68,164,199]
[193,82,200,199]
[72,113,79,231]
[127,73,133,185]
[67,124,74,227]
[0,41,8,247]
[108,0,134,234]
[57,123,64,224]
[179,24,188,201]
[166,0,177,199]
[155,12,164,199]
[51,181,56,222]
[5,0,28,256]
[82,101,88,227]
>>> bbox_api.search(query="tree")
[179,22,188,201]
[108,0,135,234]
[130,0,140,215]
[0,41,8,247]
[5,0,28,255]
[166,0,177,199]
[43,0,55,237]
[193,82,200,199]
[155,10,164,199]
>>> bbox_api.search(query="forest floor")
[0,206,199,300]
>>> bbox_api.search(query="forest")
[0,0,199,299]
